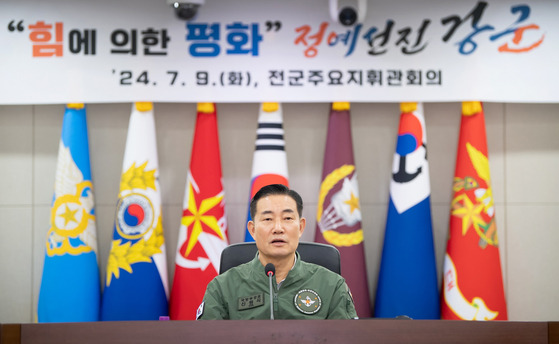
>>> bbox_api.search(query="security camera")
[329,0,367,26]
[167,0,205,20]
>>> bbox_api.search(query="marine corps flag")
[315,102,371,318]
[244,102,289,242]
[170,103,229,320]
[101,102,169,320]
[441,102,508,320]
[374,103,439,319]
[38,103,101,322]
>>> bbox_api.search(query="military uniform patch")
[238,293,264,310]
[294,289,322,315]
[196,301,204,320]
[346,283,355,304]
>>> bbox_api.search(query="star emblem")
[59,204,79,227]
[303,296,316,307]
[451,193,485,236]
[181,180,225,257]
[343,192,360,214]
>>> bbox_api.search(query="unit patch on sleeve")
[238,293,265,310]
[196,301,204,320]
[294,289,322,315]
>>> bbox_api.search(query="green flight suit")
[197,252,357,320]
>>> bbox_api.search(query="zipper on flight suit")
[273,280,279,317]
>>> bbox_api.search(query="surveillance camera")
[167,0,205,21]
[329,0,367,26]
[338,7,357,26]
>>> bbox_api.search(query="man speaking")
[197,184,357,320]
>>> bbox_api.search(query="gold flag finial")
[197,103,215,113]
[332,102,350,111]
[262,102,279,112]
[135,102,153,112]
[462,101,482,116]
[67,103,85,109]
[400,102,418,113]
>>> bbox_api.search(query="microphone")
[265,263,275,320]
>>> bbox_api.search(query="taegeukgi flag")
[244,102,289,242]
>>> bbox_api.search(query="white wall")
[0,102,558,322]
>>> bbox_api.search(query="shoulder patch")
[196,301,204,320]
[346,283,355,304]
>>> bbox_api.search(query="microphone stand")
[265,263,275,320]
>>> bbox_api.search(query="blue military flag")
[38,103,101,322]
[101,102,168,320]
[374,102,439,319]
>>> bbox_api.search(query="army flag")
[101,102,169,320]
[170,103,229,320]
[374,102,439,319]
[38,103,101,322]
[441,102,507,320]
[244,102,289,242]
[315,102,371,318]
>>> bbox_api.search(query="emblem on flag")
[101,102,168,320]
[170,103,229,320]
[316,166,363,247]
[116,193,154,239]
[175,175,226,271]
[374,102,439,319]
[48,175,96,256]
[441,101,507,320]
[314,102,371,318]
[38,103,101,322]
[390,102,430,213]
[105,159,164,286]
[451,142,497,248]
[443,254,499,320]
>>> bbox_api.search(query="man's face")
[248,194,306,262]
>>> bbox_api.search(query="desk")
[2,320,556,344]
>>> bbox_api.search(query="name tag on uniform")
[238,293,265,310]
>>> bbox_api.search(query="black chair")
[219,241,341,274]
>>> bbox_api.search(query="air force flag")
[38,103,101,322]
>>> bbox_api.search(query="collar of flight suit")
[249,251,306,289]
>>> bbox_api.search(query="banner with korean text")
[0,0,557,104]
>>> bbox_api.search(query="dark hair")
[249,184,303,219]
